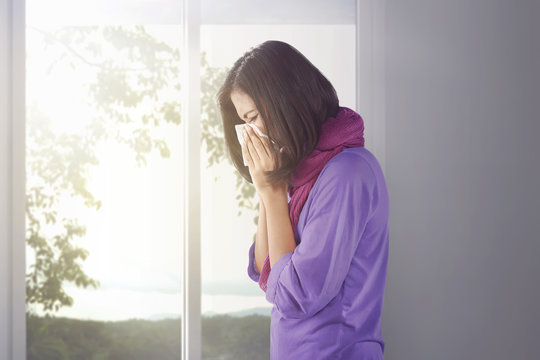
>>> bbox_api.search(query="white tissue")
[235,123,277,166]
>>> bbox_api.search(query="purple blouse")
[247,146,389,359]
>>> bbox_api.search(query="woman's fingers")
[244,128,261,165]
[241,134,252,166]
[245,125,270,159]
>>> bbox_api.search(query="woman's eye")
[249,115,258,123]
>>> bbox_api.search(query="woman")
[216,40,389,360]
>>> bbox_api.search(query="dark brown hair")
[216,40,340,187]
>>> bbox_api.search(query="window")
[24,0,185,358]
[199,1,357,359]
[1,0,384,359]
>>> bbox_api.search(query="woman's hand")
[242,125,285,198]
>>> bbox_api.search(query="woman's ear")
[277,146,285,168]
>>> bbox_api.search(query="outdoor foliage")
[27,313,270,360]
[26,25,258,315]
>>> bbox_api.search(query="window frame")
[0,0,385,359]
[1,0,26,358]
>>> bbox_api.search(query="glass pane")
[200,25,356,359]
[25,1,184,358]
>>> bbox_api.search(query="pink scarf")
[257,106,365,292]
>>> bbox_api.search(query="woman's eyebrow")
[243,109,257,118]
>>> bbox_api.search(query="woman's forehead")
[231,90,258,118]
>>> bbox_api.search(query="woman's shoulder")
[329,146,378,169]
[318,146,378,186]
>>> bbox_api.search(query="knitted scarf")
[257,106,365,292]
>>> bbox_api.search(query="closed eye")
[248,114,258,123]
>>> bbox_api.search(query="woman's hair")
[216,40,340,187]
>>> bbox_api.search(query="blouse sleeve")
[264,155,375,320]
[247,240,260,282]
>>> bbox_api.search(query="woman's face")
[230,89,267,135]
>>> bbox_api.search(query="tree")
[26,25,259,314]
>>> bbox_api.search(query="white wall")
[383,0,540,358]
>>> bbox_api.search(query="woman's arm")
[263,157,376,320]
[262,186,296,269]
[254,194,269,274]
